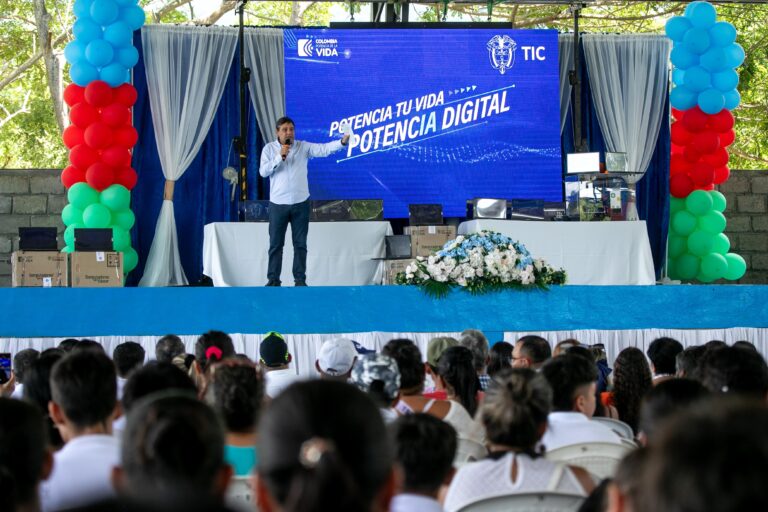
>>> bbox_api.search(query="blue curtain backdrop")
[562,40,670,278]
[129,31,264,286]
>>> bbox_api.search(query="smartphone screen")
[0,353,11,385]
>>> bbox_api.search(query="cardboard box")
[12,251,68,287]
[383,258,415,285]
[404,225,457,257]
[70,252,123,288]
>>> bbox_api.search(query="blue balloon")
[698,89,725,114]
[684,1,704,16]
[689,1,717,29]
[670,86,698,111]
[683,66,712,92]
[104,21,132,47]
[684,27,711,55]
[665,16,692,42]
[115,0,137,6]
[64,40,86,65]
[85,39,115,67]
[100,62,128,87]
[70,62,100,86]
[723,89,741,110]
[90,0,119,25]
[672,69,686,86]
[670,46,698,69]
[700,48,727,72]
[712,69,739,91]
[724,43,745,68]
[73,19,102,43]
[121,5,146,31]
[709,21,737,47]
[73,0,94,19]
[117,46,139,68]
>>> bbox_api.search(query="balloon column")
[61,0,145,275]
[665,1,746,282]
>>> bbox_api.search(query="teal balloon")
[684,27,711,55]
[70,62,100,87]
[672,69,686,86]
[689,1,717,29]
[684,1,703,17]
[712,69,739,92]
[723,253,747,280]
[100,62,127,87]
[709,21,737,47]
[61,204,84,226]
[111,226,131,251]
[724,43,746,68]
[121,5,146,31]
[83,203,112,228]
[100,184,130,211]
[90,0,119,25]
[675,253,700,280]
[113,209,135,230]
[685,189,714,216]
[684,66,711,92]
[670,86,698,110]
[122,246,138,273]
[699,210,727,234]
[669,234,688,259]
[673,210,698,236]
[700,48,727,72]
[64,223,85,247]
[701,252,728,279]
[85,39,114,67]
[698,89,725,114]
[73,0,95,18]
[712,233,731,255]
[116,46,138,68]
[665,16,693,42]
[103,21,132,47]
[711,190,727,212]
[723,89,741,110]
[72,19,102,43]
[64,40,86,65]
[68,182,100,210]
[671,196,686,215]
[670,46,698,70]
[61,244,75,254]
[687,229,715,256]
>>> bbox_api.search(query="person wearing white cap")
[315,337,358,381]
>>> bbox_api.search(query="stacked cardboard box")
[382,258,416,285]
[404,225,457,257]
[71,252,123,288]
[12,251,68,287]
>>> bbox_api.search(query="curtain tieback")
[164,180,176,201]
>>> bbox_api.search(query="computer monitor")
[605,152,629,173]
[566,152,600,174]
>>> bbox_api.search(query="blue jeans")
[267,199,310,284]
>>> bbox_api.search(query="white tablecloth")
[458,220,655,285]
[203,222,393,286]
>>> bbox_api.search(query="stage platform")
[1,285,767,338]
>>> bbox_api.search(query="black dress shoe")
[266,280,281,287]
[294,281,307,287]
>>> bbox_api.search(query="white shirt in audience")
[116,377,127,401]
[40,434,120,511]
[264,368,302,398]
[541,412,622,452]
[390,493,443,512]
[443,401,485,445]
[11,383,23,399]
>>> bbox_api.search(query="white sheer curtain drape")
[582,34,671,176]
[244,28,285,143]
[558,34,575,134]
[139,26,238,286]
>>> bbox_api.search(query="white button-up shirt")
[259,139,344,205]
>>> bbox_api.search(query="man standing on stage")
[259,116,350,287]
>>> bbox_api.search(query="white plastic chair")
[591,417,635,440]
[454,437,488,466]
[458,492,585,512]
[545,442,632,480]
[226,476,256,512]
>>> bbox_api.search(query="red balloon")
[85,163,115,191]
[670,154,692,176]
[69,103,99,129]
[702,184,715,191]
[691,162,715,187]
[61,165,86,189]
[114,166,138,190]
[114,83,138,108]
[69,144,100,169]
[671,143,685,156]
[682,107,709,133]
[113,126,138,148]
[101,146,132,168]
[62,125,85,149]
[671,108,685,121]
[63,84,85,107]
[101,104,131,127]
[720,129,735,147]
[714,166,730,185]
[704,147,729,168]
[84,81,114,108]
[671,122,694,146]
[692,131,720,155]
[709,109,735,133]
[683,144,702,163]
[84,123,114,149]
[671,173,695,198]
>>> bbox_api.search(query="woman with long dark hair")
[435,346,481,417]
[602,347,652,434]
[487,342,513,377]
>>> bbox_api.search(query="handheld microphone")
[282,138,292,161]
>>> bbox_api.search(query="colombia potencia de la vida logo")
[487,35,517,75]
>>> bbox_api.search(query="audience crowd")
[0,330,767,512]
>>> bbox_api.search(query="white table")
[458,220,656,285]
[203,222,393,286]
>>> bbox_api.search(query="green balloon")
[668,234,688,259]
[666,258,677,279]
[112,226,131,251]
[670,197,686,215]
[685,189,714,216]
[701,252,728,280]
[100,184,131,212]
[698,210,727,234]
[64,223,84,247]
[710,190,727,212]
[687,229,715,257]
[61,204,83,227]
[67,182,100,211]
[673,210,698,236]
[675,253,700,280]
[113,209,136,231]
[712,233,730,255]
[122,246,138,273]
[696,272,717,283]
[83,203,112,228]
[61,244,74,253]
[723,253,747,280]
